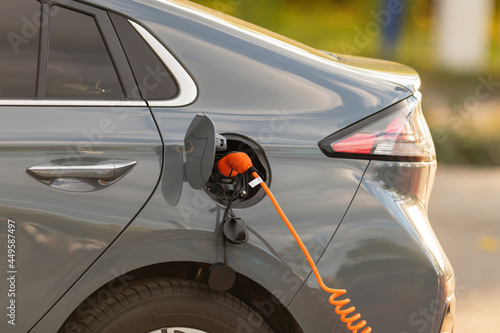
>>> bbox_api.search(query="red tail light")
[319,94,435,162]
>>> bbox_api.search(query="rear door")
[0,1,163,331]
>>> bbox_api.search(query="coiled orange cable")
[252,171,372,333]
[217,152,371,332]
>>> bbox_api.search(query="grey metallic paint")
[0,1,451,332]
[289,161,447,332]
[0,105,162,333]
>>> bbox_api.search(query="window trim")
[0,100,147,107]
[0,2,197,107]
[41,1,137,101]
[36,1,49,98]
[128,20,198,107]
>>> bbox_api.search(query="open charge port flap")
[203,133,271,209]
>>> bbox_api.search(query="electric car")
[0,0,455,332]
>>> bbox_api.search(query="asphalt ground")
[428,166,500,333]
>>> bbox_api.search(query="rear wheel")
[61,278,273,333]
[147,329,208,333]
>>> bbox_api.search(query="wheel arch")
[58,261,302,333]
[29,228,304,333]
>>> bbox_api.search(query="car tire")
[60,278,274,333]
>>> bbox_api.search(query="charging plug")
[217,152,256,178]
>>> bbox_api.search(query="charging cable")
[218,152,372,333]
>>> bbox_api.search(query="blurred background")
[189,0,500,331]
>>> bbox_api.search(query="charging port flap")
[184,113,218,189]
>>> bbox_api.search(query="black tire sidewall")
[95,280,269,333]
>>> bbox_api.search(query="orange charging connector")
[218,152,372,333]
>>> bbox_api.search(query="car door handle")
[27,161,137,182]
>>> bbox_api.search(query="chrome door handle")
[27,161,137,181]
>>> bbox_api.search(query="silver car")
[0,0,454,332]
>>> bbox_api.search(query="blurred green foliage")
[192,0,435,68]
[191,0,500,166]
[433,130,500,166]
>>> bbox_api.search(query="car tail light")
[319,94,435,162]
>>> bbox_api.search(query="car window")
[0,0,40,99]
[109,13,179,100]
[46,6,123,99]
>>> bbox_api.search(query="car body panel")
[31,138,368,333]
[289,160,450,332]
[332,53,421,92]
[85,0,412,121]
[0,105,162,333]
[0,1,453,332]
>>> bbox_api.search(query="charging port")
[204,133,271,208]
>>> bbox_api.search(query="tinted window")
[0,0,40,98]
[46,6,123,99]
[109,13,178,100]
